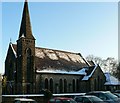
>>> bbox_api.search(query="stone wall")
[36,73,83,93]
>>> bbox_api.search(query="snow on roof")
[44,49,58,60]
[36,69,86,75]
[104,73,120,85]
[67,53,85,63]
[11,44,88,68]
[10,43,17,58]
[21,33,25,38]
[82,65,98,80]
[56,51,70,61]
[35,48,45,59]
[35,47,87,64]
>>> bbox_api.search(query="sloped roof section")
[104,73,120,85]
[35,47,89,71]
[11,44,89,72]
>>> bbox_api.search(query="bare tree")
[113,62,120,80]
[86,55,118,75]
[86,55,103,66]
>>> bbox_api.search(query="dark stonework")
[16,1,35,94]
[3,0,106,95]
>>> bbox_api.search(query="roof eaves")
[36,69,85,75]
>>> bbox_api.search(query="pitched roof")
[11,44,89,72]
[35,47,89,71]
[104,73,120,85]
[82,65,98,80]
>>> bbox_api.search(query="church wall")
[80,81,90,93]
[90,66,106,91]
[36,73,83,94]
[79,66,106,93]
[5,46,16,81]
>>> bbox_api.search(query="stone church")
[3,1,106,95]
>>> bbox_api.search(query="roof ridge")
[10,44,82,55]
[35,46,81,55]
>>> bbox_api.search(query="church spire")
[19,0,35,40]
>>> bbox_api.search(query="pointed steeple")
[19,0,35,40]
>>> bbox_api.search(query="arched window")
[26,48,32,94]
[100,78,103,90]
[64,79,67,93]
[50,78,53,93]
[94,79,97,91]
[98,76,100,90]
[59,79,63,93]
[76,79,79,92]
[45,78,48,89]
[27,84,31,94]
[72,79,75,92]
[26,48,32,82]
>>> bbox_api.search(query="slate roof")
[104,73,120,85]
[11,44,89,72]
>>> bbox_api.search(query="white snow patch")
[11,44,17,58]
[36,69,86,75]
[104,73,120,85]
[56,51,70,61]
[67,53,85,63]
[35,48,45,59]
[44,49,58,60]
[21,33,25,38]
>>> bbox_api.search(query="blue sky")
[1,1,118,74]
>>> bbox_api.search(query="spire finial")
[9,38,12,45]
[10,38,12,43]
